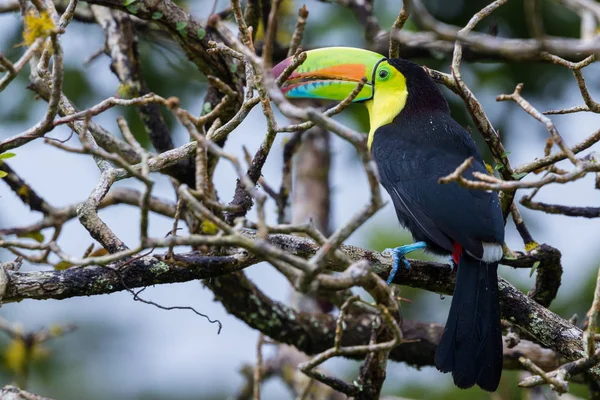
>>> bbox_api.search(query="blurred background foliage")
[1,0,600,399]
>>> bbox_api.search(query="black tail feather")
[434,254,503,392]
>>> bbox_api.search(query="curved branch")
[5,252,254,301]
[4,231,557,301]
[3,231,589,376]
[206,271,562,373]
[85,0,232,81]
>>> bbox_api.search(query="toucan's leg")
[383,241,427,284]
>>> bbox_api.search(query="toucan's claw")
[383,241,428,284]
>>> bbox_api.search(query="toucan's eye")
[378,68,390,80]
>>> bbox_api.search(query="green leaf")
[229,63,237,73]
[17,231,45,243]
[529,260,541,278]
[197,28,206,40]
[202,102,212,114]
[176,21,188,31]
[494,164,504,171]
[87,247,109,258]
[0,171,7,178]
[151,12,163,20]
[125,4,138,14]
[0,152,16,160]
[54,261,74,270]
[512,172,528,180]
[501,150,511,158]
[123,0,136,5]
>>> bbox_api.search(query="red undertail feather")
[452,242,462,265]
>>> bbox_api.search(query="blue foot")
[383,241,427,284]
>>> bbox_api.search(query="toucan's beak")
[272,47,386,102]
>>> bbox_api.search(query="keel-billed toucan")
[274,47,505,391]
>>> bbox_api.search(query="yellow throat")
[365,62,408,150]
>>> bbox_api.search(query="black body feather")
[434,256,503,391]
[371,58,504,391]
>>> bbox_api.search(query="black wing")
[373,113,504,258]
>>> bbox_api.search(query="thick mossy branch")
[205,271,561,371]
[85,0,230,80]
[4,231,593,377]
[5,253,254,301]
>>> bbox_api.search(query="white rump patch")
[466,242,503,262]
[481,242,503,262]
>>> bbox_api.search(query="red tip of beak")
[272,58,291,79]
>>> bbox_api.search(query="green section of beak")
[272,47,386,102]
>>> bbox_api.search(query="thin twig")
[262,0,281,67]
[389,2,410,58]
[586,266,600,358]
[288,5,309,57]
[497,83,580,166]
[254,333,265,400]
